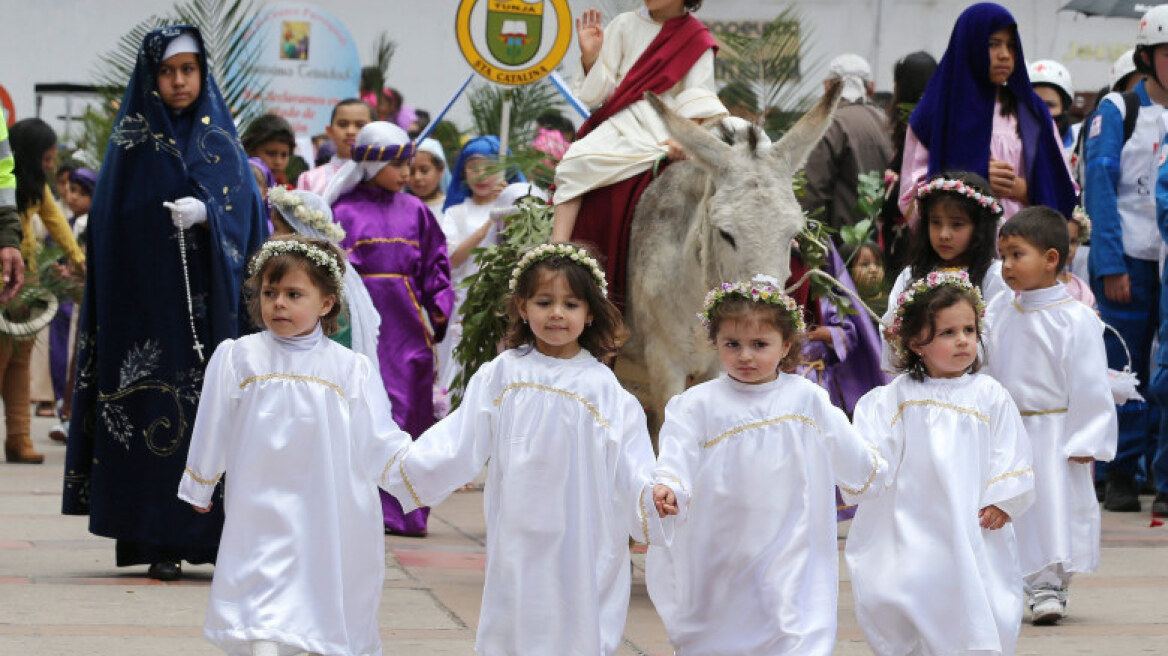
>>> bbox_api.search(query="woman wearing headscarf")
[898,2,1077,223]
[62,26,267,580]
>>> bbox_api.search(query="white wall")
[0,0,1141,144]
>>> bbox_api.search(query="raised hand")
[576,8,604,73]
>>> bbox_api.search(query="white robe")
[382,347,668,656]
[177,328,411,656]
[984,283,1117,577]
[845,373,1035,656]
[553,9,727,204]
[879,263,1011,372]
[647,374,886,656]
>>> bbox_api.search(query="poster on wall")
[233,2,361,140]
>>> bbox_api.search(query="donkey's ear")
[644,91,733,175]
[769,79,842,171]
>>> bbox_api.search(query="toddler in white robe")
[987,207,1117,625]
[383,243,669,656]
[178,235,412,656]
[846,270,1035,656]
[647,276,887,656]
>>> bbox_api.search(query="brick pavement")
[3,417,1167,655]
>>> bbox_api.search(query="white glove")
[163,197,208,229]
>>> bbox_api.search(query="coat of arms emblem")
[487,0,544,66]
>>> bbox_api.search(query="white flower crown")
[1070,205,1092,243]
[698,274,805,332]
[249,239,345,292]
[509,243,608,296]
[267,186,347,244]
[916,177,1003,218]
[889,269,985,360]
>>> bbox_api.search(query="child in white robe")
[647,275,887,656]
[382,243,668,656]
[880,172,1012,372]
[988,207,1117,625]
[846,271,1035,656]
[178,235,412,656]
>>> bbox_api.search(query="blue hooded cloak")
[63,26,268,565]
[908,2,1076,216]
[442,135,525,211]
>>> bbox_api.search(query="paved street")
[3,415,1168,655]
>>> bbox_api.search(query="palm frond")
[713,8,820,137]
[467,80,563,148]
[373,32,396,85]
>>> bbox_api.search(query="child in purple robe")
[324,121,454,536]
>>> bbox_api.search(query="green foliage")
[712,8,819,138]
[81,0,266,166]
[467,81,563,149]
[449,197,553,406]
[837,169,884,262]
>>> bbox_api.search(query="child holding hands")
[179,235,412,656]
[847,271,1034,656]
[987,207,1117,624]
[647,275,886,656]
[383,243,668,656]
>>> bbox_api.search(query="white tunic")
[177,328,411,656]
[383,347,668,656]
[553,9,727,203]
[879,263,1011,372]
[845,373,1035,656]
[435,200,498,390]
[984,284,1117,577]
[647,374,886,656]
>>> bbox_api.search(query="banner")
[234,2,361,138]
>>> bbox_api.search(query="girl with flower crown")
[382,242,668,656]
[323,120,454,536]
[880,171,1011,371]
[179,234,412,656]
[845,271,1034,656]
[645,275,886,656]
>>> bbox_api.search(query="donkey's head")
[644,82,842,287]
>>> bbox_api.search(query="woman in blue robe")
[62,26,267,580]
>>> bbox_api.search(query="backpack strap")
[1121,90,1141,143]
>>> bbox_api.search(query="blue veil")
[442,135,526,211]
[63,26,267,561]
[908,3,1076,216]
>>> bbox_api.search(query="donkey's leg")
[643,339,690,450]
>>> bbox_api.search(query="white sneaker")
[1030,594,1064,625]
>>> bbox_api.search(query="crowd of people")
[0,0,1164,654]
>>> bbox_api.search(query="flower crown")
[698,274,805,333]
[916,177,1003,218]
[249,239,345,292]
[1070,205,1092,243]
[889,270,985,359]
[509,243,607,296]
[267,186,347,244]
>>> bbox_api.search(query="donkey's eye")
[718,229,737,249]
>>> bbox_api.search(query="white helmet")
[1136,5,1168,46]
[1028,60,1074,102]
[1110,48,1138,89]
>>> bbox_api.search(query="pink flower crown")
[889,270,985,359]
[698,274,805,333]
[916,177,1003,218]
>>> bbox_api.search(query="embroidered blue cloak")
[63,26,268,565]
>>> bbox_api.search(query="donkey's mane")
[716,122,762,156]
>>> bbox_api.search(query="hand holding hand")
[978,504,1009,530]
[653,484,678,517]
[577,8,604,72]
[163,197,208,230]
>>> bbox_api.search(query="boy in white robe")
[988,207,1118,625]
[846,271,1035,656]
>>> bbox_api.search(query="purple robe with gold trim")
[333,183,454,534]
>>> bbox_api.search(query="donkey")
[620,82,842,433]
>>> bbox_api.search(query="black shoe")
[1094,480,1106,503]
[1153,492,1168,516]
[1104,472,1142,512]
[147,561,182,581]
